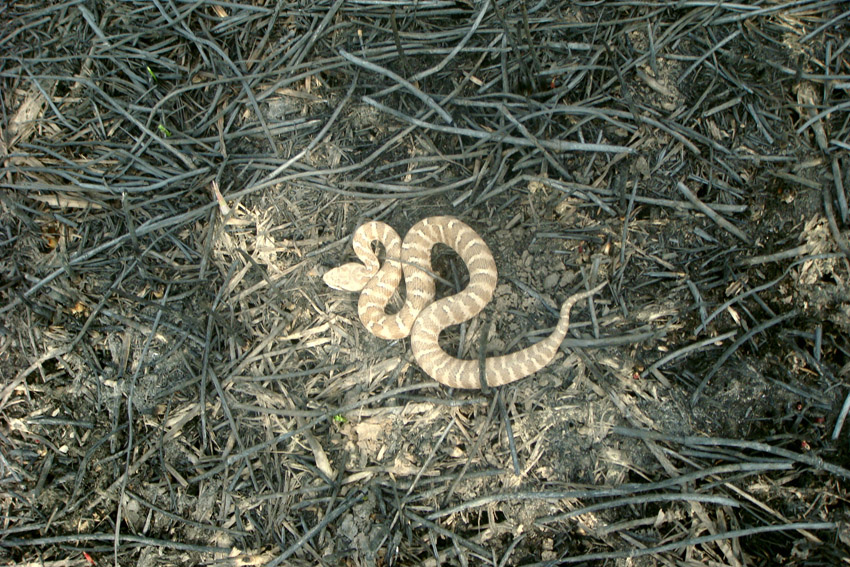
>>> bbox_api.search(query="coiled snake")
[324,216,603,389]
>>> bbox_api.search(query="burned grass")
[1,0,849,565]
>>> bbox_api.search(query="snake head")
[323,263,374,292]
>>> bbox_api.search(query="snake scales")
[324,216,603,389]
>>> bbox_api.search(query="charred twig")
[677,181,750,244]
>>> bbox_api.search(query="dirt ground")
[1,1,850,566]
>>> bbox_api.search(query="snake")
[324,216,604,389]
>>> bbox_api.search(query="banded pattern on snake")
[324,216,603,389]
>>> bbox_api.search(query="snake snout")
[323,263,372,292]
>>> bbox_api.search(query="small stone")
[543,273,560,289]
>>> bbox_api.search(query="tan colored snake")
[324,216,603,389]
